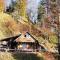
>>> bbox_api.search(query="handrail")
[0,48,40,52]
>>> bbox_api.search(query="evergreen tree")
[37,0,45,22]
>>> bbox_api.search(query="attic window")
[25,33,30,38]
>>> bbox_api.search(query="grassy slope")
[0,52,15,60]
[0,12,20,40]
[0,12,57,60]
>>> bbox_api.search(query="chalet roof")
[16,32,36,43]
[16,35,35,42]
[0,34,21,41]
[0,32,38,43]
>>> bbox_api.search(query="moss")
[49,35,58,44]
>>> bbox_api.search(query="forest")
[0,0,59,60]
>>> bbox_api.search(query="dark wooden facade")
[0,32,42,52]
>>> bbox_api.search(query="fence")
[0,48,41,53]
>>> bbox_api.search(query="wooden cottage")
[16,32,40,51]
[0,32,43,52]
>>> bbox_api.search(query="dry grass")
[0,52,15,60]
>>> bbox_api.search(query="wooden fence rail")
[0,48,41,53]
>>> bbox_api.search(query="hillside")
[0,0,58,60]
[0,12,20,40]
[0,11,58,60]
